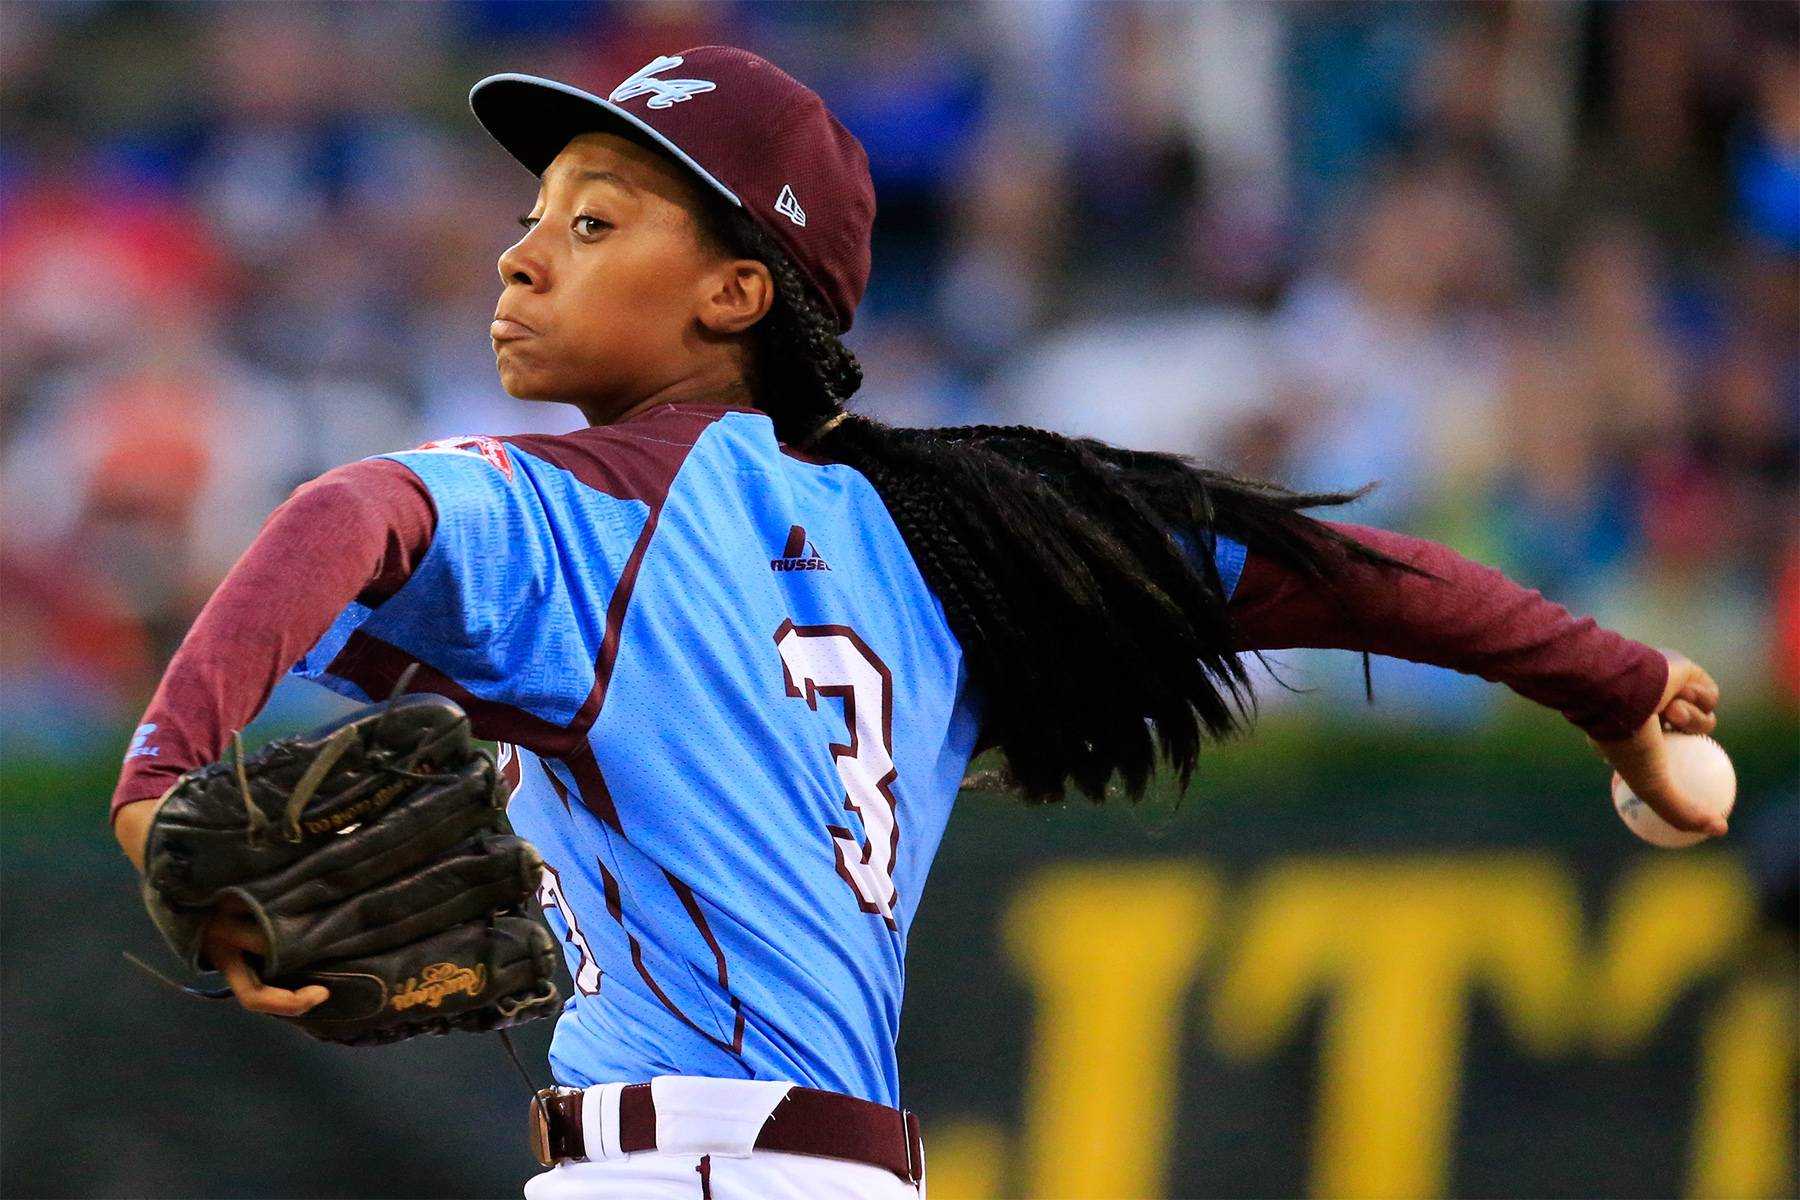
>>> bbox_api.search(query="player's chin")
[493,346,560,399]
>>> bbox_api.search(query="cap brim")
[469,73,742,208]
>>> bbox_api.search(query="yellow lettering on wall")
[918,1119,1006,1200]
[1208,858,1582,1200]
[1588,856,1754,1053]
[1687,972,1798,1200]
[1005,864,1219,1200]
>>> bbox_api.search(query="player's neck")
[576,371,756,427]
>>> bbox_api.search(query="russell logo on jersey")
[771,525,831,572]
[125,723,160,759]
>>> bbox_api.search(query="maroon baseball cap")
[470,47,875,331]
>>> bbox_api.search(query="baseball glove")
[139,693,561,1045]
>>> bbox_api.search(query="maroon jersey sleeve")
[110,457,436,822]
[1227,521,1668,740]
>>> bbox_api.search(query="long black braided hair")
[696,200,1406,803]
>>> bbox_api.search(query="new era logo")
[610,54,716,110]
[774,184,807,227]
[771,524,830,572]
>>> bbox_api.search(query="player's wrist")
[113,797,160,873]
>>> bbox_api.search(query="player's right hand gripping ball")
[1611,732,1737,849]
[140,694,561,1045]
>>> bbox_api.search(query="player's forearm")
[109,459,436,825]
[1227,521,1668,739]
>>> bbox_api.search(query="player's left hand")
[1590,650,1724,837]
[136,695,562,1043]
[118,797,327,1016]
[202,897,330,1018]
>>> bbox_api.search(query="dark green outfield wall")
[4,714,1793,1198]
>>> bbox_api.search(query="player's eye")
[514,213,609,237]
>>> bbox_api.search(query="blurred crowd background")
[2,0,1796,754]
[3,6,1796,1200]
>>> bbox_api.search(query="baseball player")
[111,47,1724,1199]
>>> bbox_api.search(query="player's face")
[493,132,767,422]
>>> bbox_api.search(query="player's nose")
[497,234,548,292]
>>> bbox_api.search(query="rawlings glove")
[139,693,561,1045]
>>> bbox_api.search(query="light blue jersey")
[295,404,1244,1108]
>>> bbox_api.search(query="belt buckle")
[529,1086,583,1168]
[903,1108,924,1184]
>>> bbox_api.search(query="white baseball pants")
[521,1075,924,1199]
[524,1148,921,1198]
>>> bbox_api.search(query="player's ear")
[696,259,774,336]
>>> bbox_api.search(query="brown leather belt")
[529,1082,924,1184]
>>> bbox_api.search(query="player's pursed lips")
[491,308,536,343]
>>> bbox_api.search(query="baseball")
[1611,733,1736,848]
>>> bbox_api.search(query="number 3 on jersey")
[774,620,900,929]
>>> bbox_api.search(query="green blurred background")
[2,1,1796,1197]
[3,716,1795,1197]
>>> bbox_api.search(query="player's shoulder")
[499,403,777,504]
[374,433,526,507]
[382,404,786,509]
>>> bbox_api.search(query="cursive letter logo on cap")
[610,55,716,110]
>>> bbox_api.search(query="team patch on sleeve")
[413,435,514,480]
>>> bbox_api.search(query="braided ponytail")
[699,203,1401,802]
